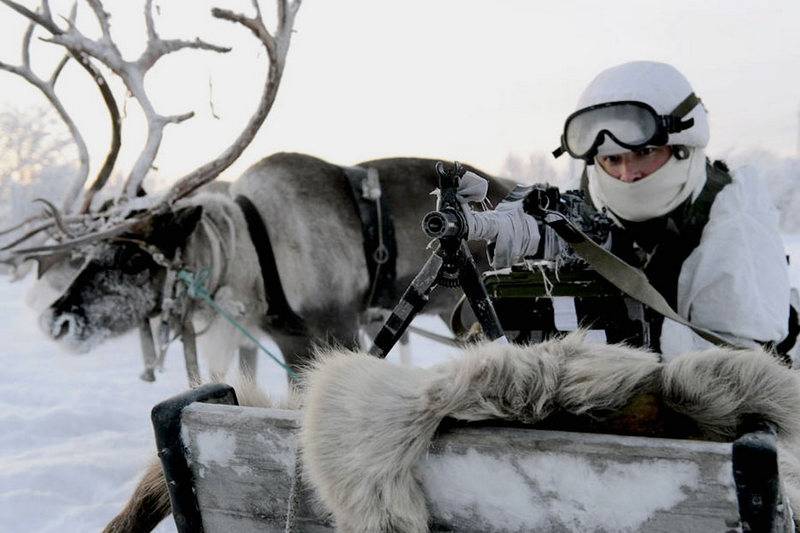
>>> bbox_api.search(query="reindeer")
[0,0,513,385]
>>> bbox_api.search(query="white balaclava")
[587,147,707,222]
[575,61,711,221]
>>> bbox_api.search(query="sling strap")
[612,161,732,349]
[545,213,738,348]
[559,160,737,348]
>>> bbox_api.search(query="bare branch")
[33,198,74,238]
[0,211,93,237]
[276,0,286,28]
[4,219,138,258]
[0,221,56,252]
[0,60,24,77]
[0,215,51,238]
[165,111,194,125]
[212,7,274,56]
[84,0,117,54]
[0,57,90,213]
[0,0,53,31]
[1,0,303,259]
[22,18,34,67]
[208,77,220,119]
[138,37,231,72]
[49,53,69,85]
[79,74,122,214]
[144,0,158,42]
[2,0,122,215]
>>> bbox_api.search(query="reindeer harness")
[343,165,398,310]
[234,195,307,335]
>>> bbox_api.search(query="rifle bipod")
[368,161,506,358]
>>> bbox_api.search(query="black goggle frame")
[552,93,701,162]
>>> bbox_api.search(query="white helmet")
[575,61,709,156]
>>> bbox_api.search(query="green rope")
[177,269,299,379]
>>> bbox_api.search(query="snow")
[424,449,702,532]
[0,272,459,532]
[1,235,799,532]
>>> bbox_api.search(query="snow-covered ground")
[2,235,800,532]
[0,272,460,532]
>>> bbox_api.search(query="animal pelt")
[299,332,800,533]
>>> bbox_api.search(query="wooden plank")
[423,427,739,532]
[178,403,788,532]
[180,404,332,532]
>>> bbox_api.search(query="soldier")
[467,61,792,359]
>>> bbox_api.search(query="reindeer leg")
[102,459,170,533]
[272,333,315,385]
[181,318,202,388]
[239,345,258,380]
[138,319,157,382]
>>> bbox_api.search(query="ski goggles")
[552,93,702,161]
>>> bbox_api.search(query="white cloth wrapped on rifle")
[458,171,540,269]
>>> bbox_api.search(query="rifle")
[368,161,506,357]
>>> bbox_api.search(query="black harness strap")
[343,166,398,309]
[234,195,306,335]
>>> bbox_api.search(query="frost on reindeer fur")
[36,244,162,353]
[299,332,800,533]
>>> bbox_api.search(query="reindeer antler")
[160,0,302,206]
[0,0,303,263]
[0,0,121,216]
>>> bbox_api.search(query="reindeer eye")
[121,250,152,274]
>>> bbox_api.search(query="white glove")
[485,198,541,268]
[458,176,541,269]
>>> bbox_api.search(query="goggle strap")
[670,92,702,120]
[552,146,565,158]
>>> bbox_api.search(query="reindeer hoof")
[140,368,156,382]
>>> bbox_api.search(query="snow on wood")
[179,403,750,532]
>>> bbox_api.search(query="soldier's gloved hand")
[487,198,540,269]
[458,177,540,269]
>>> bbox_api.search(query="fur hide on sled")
[299,332,800,533]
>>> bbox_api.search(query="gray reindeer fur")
[39,152,511,380]
[300,333,800,533]
[176,192,267,379]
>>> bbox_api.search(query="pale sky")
[1,0,799,189]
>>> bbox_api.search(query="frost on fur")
[299,334,800,533]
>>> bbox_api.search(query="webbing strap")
[546,215,738,349]
[234,195,306,335]
[670,92,702,119]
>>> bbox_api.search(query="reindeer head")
[34,206,202,352]
[0,0,301,355]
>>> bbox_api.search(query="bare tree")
[0,106,74,184]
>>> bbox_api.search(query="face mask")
[587,148,707,222]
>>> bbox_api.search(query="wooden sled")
[153,384,794,532]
